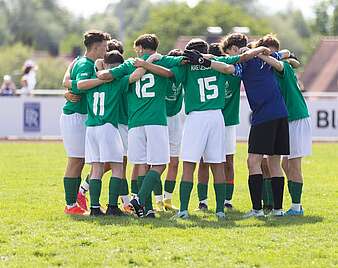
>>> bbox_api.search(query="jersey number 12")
[136,74,155,98]
[93,92,105,116]
[197,76,218,102]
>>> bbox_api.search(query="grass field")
[0,142,337,267]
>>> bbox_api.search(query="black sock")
[248,174,263,210]
[271,177,284,210]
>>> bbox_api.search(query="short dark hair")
[167,49,183,57]
[220,33,248,53]
[256,34,280,50]
[104,50,124,65]
[134,34,159,51]
[107,39,124,54]
[185,38,208,54]
[83,30,111,49]
[208,43,223,56]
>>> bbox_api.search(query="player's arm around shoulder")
[258,54,284,72]
[238,46,271,62]
[133,57,174,79]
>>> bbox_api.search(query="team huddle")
[60,30,311,219]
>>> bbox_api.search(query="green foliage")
[59,33,84,56]
[0,43,33,86]
[35,57,68,89]
[0,142,337,267]
[333,5,338,35]
[126,0,271,55]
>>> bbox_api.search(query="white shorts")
[181,110,226,163]
[168,114,183,157]
[224,125,236,155]
[128,125,170,165]
[287,117,312,159]
[118,124,128,156]
[85,123,124,164]
[60,113,87,158]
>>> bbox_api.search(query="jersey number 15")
[197,76,218,102]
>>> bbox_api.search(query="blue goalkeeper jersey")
[236,52,288,125]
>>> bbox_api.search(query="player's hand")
[134,58,146,67]
[97,70,112,80]
[64,90,81,103]
[183,49,211,67]
[239,47,249,53]
[262,47,271,55]
[147,53,162,63]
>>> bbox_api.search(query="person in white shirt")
[20,60,37,96]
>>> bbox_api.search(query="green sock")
[131,179,138,194]
[145,194,153,213]
[89,179,102,208]
[179,181,193,211]
[119,178,129,196]
[290,181,303,204]
[164,180,176,193]
[287,180,293,198]
[153,178,163,196]
[138,170,161,206]
[76,177,82,191]
[109,177,122,206]
[214,183,226,213]
[225,182,234,201]
[137,176,144,191]
[197,183,208,202]
[265,178,273,207]
[262,178,267,204]
[63,177,81,206]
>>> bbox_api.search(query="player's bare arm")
[184,49,235,74]
[62,59,77,88]
[97,70,113,80]
[129,54,162,83]
[134,58,174,78]
[238,46,271,62]
[278,49,291,59]
[77,78,111,90]
[286,58,301,68]
[258,54,284,72]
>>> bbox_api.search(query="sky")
[58,0,319,18]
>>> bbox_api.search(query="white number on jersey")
[197,76,218,102]
[93,92,105,116]
[135,73,155,98]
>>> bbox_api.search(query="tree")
[333,4,338,35]
[314,1,330,34]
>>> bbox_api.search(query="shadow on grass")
[69,209,323,229]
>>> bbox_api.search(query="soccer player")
[197,35,291,218]
[256,38,311,216]
[60,30,110,215]
[77,50,150,216]
[197,35,268,211]
[76,38,133,213]
[97,34,183,218]
[154,49,184,211]
[141,39,241,219]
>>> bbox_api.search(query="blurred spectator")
[0,75,16,96]
[20,60,37,96]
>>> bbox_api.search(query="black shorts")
[248,117,290,155]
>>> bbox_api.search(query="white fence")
[0,90,337,141]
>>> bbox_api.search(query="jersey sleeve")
[159,55,184,68]
[72,63,94,94]
[109,60,132,79]
[214,55,240,64]
[170,65,186,85]
[120,75,131,93]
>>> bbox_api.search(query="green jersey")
[171,56,239,114]
[63,57,95,115]
[215,56,241,126]
[275,61,309,122]
[118,91,128,125]
[166,80,183,117]
[85,75,130,127]
[109,55,183,129]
